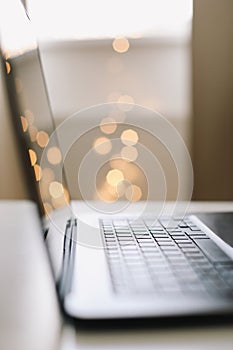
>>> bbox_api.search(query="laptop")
[2,0,233,321]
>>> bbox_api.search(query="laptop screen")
[1,0,70,217]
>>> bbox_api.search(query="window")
[28,0,192,41]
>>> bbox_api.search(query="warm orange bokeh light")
[5,61,11,74]
[47,147,62,165]
[28,149,37,166]
[100,117,117,135]
[49,181,64,199]
[28,126,38,142]
[106,169,124,187]
[125,184,142,201]
[34,164,42,181]
[112,37,130,53]
[121,129,139,146]
[20,116,28,132]
[36,131,49,148]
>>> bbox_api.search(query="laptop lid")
[0,0,71,219]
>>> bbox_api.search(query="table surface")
[2,200,233,350]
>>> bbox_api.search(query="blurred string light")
[97,181,118,202]
[28,125,38,142]
[109,157,124,170]
[28,149,37,166]
[47,146,62,164]
[34,164,42,181]
[118,95,135,105]
[93,137,112,155]
[121,146,138,162]
[112,37,130,53]
[116,180,131,197]
[125,184,142,201]
[52,191,69,209]
[92,123,141,201]
[117,95,135,111]
[121,129,139,146]
[106,169,124,187]
[36,130,49,148]
[49,181,64,199]
[42,167,55,183]
[39,181,50,199]
[100,117,117,135]
[48,184,70,209]
[17,107,67,212]
[20,116,28,132]
[24,109,34,124]
[5,61,11,74]
[95,154,144,202]
[107,92,135,115]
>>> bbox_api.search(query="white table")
[1,201,233,350]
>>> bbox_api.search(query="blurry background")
[1,0,233,203]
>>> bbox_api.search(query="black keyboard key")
[193,239,231,263]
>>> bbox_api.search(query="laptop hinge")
[58,218,77,300]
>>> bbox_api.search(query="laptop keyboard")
[101,217,233,297]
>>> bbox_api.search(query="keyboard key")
[193,239,231,262]
[155,237,173,242]
[174,239,190,244]
[121,246,138,251]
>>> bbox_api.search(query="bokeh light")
[116,179,131,197]
[41,167,55,183]
[20,116,28,132]
[117,95,135,111]
[47,146,62,165]
[125,184,142,201]
[106,169,124,186]
[39,181,50,199]
[28,149,37,166]
[49,181,64,199]
[100,117,117,135]
[5,61,11,74]
[121,146,138,162]
[121,129,139,146]
[93,137,112,155]
[34,164,42,181]
[36,130,49,148]
[97,181,119,202]
[28,126,38,142]
[24,110,34,125]
[112,37,130,53]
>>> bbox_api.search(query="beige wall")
[192,0,233,200]
[0,63,28,199]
